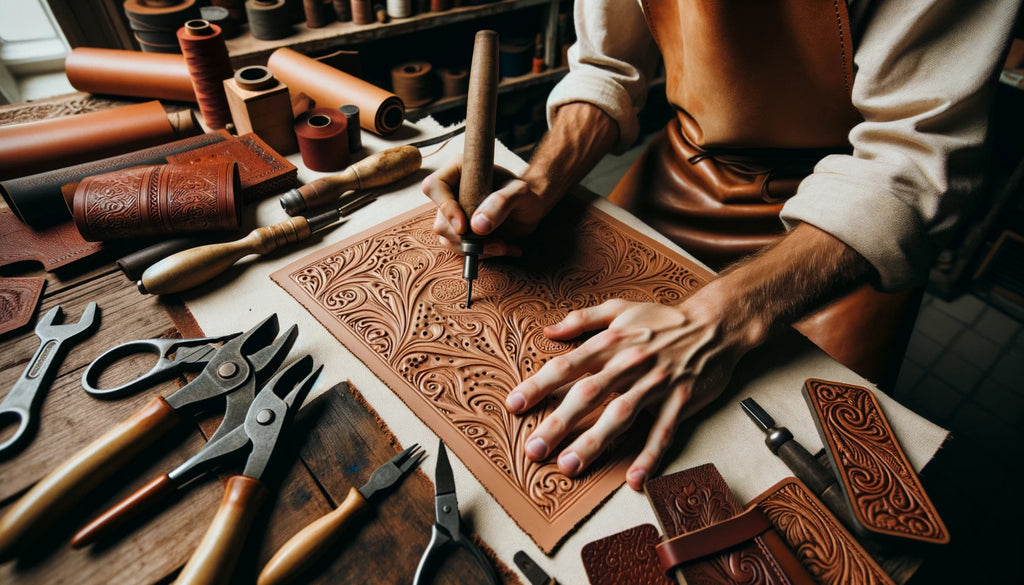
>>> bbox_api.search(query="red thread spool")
[294,108,350,172]
[177,19,234,129]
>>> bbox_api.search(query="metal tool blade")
[513,550,555,585]
[434,441,456,496]
[407,124,466,149]
[739,397,775,432]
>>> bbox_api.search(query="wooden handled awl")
[459,30,499,308]
[138,192,375,295]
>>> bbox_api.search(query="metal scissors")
[82,332,239,398]
[414,440,500,585]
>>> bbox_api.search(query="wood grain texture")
[271,200,713,552]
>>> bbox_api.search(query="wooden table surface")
[0,224,508,584]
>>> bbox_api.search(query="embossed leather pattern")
[165,133,297,200]
[645,463,814,585]
[71,162,241,241]
[802,379,950,545]
[0,208,102,271]
[272,202,713,552]
[0,277,45,336]
[751,477,895,585]
[581,524,674,585]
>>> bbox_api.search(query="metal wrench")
[0,302,100,457]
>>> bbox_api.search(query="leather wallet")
[802,378,949,546]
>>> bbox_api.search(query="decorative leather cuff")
[165,133,297,200]
[802,378,949,545]
[72,162,241,241]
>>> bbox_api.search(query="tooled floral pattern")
[82,168,144,235]
[286,210,709,522]
[165,164,222,229]
[757,481,893,585]
[581,524,674,585]
[807,380,947,541]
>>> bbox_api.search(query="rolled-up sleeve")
[546,0,660,151]
[781,0,1021,291]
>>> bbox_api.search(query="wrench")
[0,302,100,458]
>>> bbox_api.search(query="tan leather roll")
[65,48,197,103]
[72,162,241,241]
[0,100,195,182]
[267,47,405,135]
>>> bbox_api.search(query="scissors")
[0,313,297,559]
[82,332,240,398]
[413,440,500,585]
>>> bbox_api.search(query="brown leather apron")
[608,0,920,388]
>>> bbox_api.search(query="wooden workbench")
[0,203,504,584]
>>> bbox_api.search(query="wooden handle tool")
[459,30,499,308]
[279,145,421,215]
[0,396,181,557]
[174,476,267,585]
[256,486,368,585]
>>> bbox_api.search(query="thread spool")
[125,0,202,53]
[332,0,351,21]
[303,0,331,27]
[177,19,234,129]
[224,65,299,155]
[390,61,435,107]
[430,0,450,9]
[294,107,349,172]
[386,0,411,17]
[200,5,239,37]
[350,0,373,24]
[210,0,246,22]
[440,67,468,98]
[246,0,294,39]
[339,104,362,153]
[498,36,533,79]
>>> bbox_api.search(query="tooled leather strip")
[802,378,950,544]
[655,506,771,569]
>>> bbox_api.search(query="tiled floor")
[580,134,1024,585]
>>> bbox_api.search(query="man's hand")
[505,223,873,490]
[421,160,551,258]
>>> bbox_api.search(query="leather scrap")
[271,200,714,553]
[580,524,674,585]
[750,477,895,585]
[165,133,297,200]
[0,277,45,337]
[802,378,950,545]
[0,208,102,271]
[645,463,814,585]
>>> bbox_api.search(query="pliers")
[0,313,297,559]
[173,354,321,585]
[414,440,500,585]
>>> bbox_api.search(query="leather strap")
[655,506,771,570]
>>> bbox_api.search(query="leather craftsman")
[607,0,918,388]
[271,201,713,553]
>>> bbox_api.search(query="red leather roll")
[177,20,234,129]
[268,47,404,135]
[72,162,241,241]
[0,100,191,182]
[294,107,349,172]
[65,48,197,103]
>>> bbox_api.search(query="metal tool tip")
[465,280,473,308]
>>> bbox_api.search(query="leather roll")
[125,0,202,53]
[390,61,435,107]
[350,0,372,24]
[332,0,351,21]
[440,67,468,98]
[268,47,404,135]
[0,100,195,182]
[64,48,196,103]
[246,0,294,40]
[294,107,349,172]
[72,162,241,241]
[303,0,331,27]
[0,131,229,228]
[178,20,234,129]
[498,36,533,79]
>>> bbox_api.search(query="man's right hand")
[421,158,551,258]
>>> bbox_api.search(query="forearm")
[521,102,619,207]
[687,223,874,349]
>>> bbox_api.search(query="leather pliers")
[414,440,500,585]
[0,313,297,559]
[173,355,321,585]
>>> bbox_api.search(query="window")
[0,0,71,103]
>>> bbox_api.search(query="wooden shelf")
[407,66,567,120]
[225,0,554,67]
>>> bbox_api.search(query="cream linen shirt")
[547,0,1021,290]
